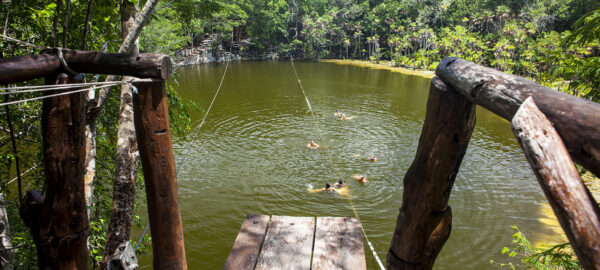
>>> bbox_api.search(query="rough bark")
[100,1,140,268]
[387,77,476,269]
[20,73,89,269]
[132,80,187,269]
[511,97,600,270]
[0,50,172,84]
[436,57,600,177]
[0,194,13,270]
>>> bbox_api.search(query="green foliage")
[491,226,581,269]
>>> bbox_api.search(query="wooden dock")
[223,215,367,270]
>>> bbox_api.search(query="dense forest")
[0,0,599,268]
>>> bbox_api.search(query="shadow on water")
[136,61,565,269]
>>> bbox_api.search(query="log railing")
[1,49,185,269]
[388,57,600,269]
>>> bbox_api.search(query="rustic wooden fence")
[0,48,186,269]
[387,57,600,270]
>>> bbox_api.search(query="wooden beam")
[0,49,173,84]
[255,216,315,270]
[511,97,600,270]
[223,214,270,270]
[312,217,366,270]
[387,77,475,269]
[131,80,187,270]
[20,73,89,269]
[436,57,600,177]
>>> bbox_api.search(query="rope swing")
[289,57,386,270]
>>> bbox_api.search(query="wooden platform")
[223,215,367,270]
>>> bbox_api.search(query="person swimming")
[334,109,343,117]
[369,154,377,161]
[307,140,320,149]
[339,113,347,120]
[313,182,335,192]
[335,179,346,188]
[355,175,367,183]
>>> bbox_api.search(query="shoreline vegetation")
[320,59,435,78]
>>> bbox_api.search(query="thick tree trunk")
[511,98,600,270]
[387,77,475,269]
[0,194,13,270]
[100,1,140,268]
[20,73,89,269]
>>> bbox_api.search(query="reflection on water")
[137,61,565,269]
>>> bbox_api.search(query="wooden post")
[512,98,600,270]
[20,73,89,269]
[132,79,187,269]
[387,77,476,269]
[436,57,600,177]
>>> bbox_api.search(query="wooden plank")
[132,80,187,269]
[512,97,600,270]
[387,77,475,269]
[223,214,270,270]
[312,217,366,270]
[436,57,600,177]
[0,49,173,84]
[255,216,315,270]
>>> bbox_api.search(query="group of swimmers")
[308,109,376,194]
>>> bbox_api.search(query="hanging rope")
[289,58,386,270]
[0,79,155,107]
[134,59,230,252]
[0,79,152,93]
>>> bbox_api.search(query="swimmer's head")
[326,182,331,189]
[338,179,343,185]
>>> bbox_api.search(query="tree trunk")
[83,0,161,210]
[0,194,13,270]
[21,73,89,269]
[51,0,61,47]
[81,0,93,51]
[100,1,140,268]
[387,77,475,269]
[62,0,71,48]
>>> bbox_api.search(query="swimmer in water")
[307,140,320,149]
[369,155,377,162]
[334,109,343,117]
[355,175,367,183]
[313,182,335,192]
[335,179,346,188]
[339,113,347,120]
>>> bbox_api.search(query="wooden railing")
[387,57,600,269]
[0,49,186,269]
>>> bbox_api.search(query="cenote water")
[138,61,565,269]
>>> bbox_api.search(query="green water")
[139,61,564,269]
